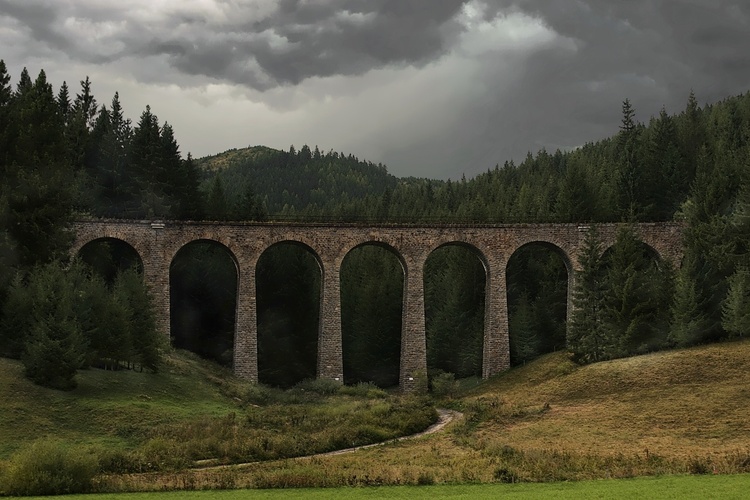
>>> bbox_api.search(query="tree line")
[0,62,163,390]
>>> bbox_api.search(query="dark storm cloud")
[375,0,750,177]
[0,0,470,89]
[494,0,750,101]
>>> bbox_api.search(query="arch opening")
[170,240,238,367]
[424,243,486,380]
[506,242,569,366]
[597,234,673,356]
[256,242,321,388]
[78,238,143,284]
[341,243,403,388]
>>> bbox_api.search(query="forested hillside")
[0,57,748,390]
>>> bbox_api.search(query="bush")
[243,383,276,405]
[430,371,459,398]
[339,381,388,398]
[294,378,341,396]
[0,439,98,496]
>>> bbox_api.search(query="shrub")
[0,439,98,496]
[494,466,520,483]
[243,383,276,405]
[339,381,388,398]
[430,371,459,398]
[294,377,341,396]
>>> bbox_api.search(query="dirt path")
[314,408,462,457]
[195,408,463,470]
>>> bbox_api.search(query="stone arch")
[340,241,406,387]
[506,241,571,365]
[255,240,323,387]
[601,239,661,264]
[424,241,488,379]
[341,240,409,276]
[169,239,240,367]
[77,237,144,284]
[509,240,574,276]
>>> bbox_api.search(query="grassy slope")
[106,339,750,491]
[466,338,750,457]
[0,351,242,457]
[3,340,750,490]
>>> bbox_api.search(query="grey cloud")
[380,0,750,178]
[0,0,470,89]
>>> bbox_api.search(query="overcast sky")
[1,1,749,179]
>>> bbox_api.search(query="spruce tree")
[115,269,161,372]
[207,175,229,220]
[0,60,13,171]
[602,225,672,356]
[509,294,539,364]
[723,265,750,338]
[5,70,73,267]
[616,99,646,220]
[567,226,611,363]
[6,263,86,389]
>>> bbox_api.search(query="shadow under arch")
[340,241,405,388]
[77,237,143,285]
[506,241,571,366]
[424,241,487,379]
[601,239,662,268]
[256,240,322,388]
[170,239,239,367]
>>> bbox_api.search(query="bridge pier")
[400,257,428,393]
[484,256,510,378]
[143,254,171,344]
[318,261,344,383]
[234,260,259,382]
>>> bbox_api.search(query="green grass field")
[10,474,750,499]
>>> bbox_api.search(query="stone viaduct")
[71,220,683,392]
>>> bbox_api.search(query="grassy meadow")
[9,475,750,499]
[2,340,750,494]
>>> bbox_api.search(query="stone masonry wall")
[71,220,684,392]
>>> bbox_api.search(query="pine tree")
[567,226,611,363]
[92,92,133,216]
[176,153,204,220]
[115,269,161,372]
[5,70,73,267]
[67,77,98,171]
[647,107,684,218]
[0,60,13,171]
[207,175,229,220]
[602,225,672,356]
[6,262,87,389]
[56,81,71,129]
[617,99,645,220]
[509,294,539,364]
[723,265,750,338]
[129,105,169,217]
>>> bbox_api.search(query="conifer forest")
[1,59,749,389]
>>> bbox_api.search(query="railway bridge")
[72,220,683,392]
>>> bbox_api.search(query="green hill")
[194,145,403,217]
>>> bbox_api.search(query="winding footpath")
[195,408,463,470]
[315,408,462,457]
